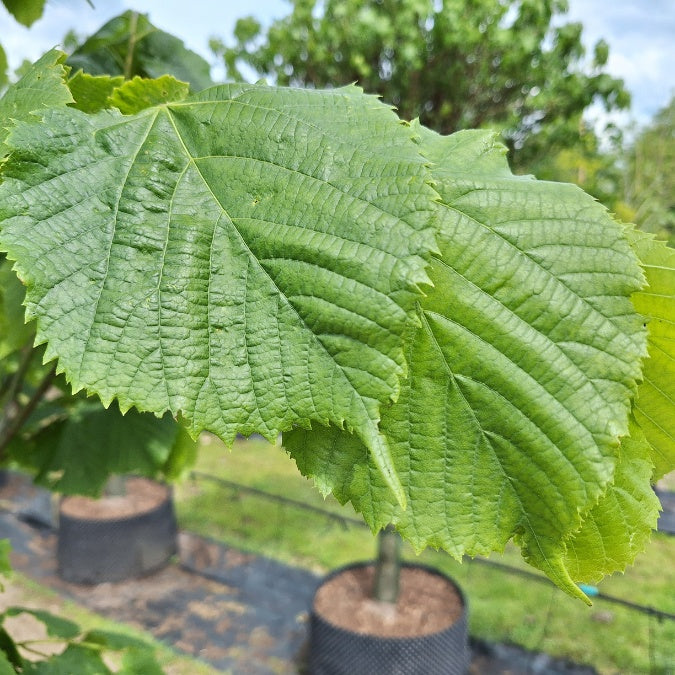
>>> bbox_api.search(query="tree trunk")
[105,475,127,497]
[373,524,401,603]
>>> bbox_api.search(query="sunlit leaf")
[0,50,73,152]
[626,228,675,478]
[68,71,124,113]
[286,128,647,600]
[6,608,79,639]
[561,418,660,582]
[108,75,189,114]
[0,82,438,504]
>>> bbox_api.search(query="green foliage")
[0,51,73,151]
[0,607,164,674]
[67,10,213,91]
[624,96,675,246]
[286,127,648,601]
[0,258,32,360]
[0,70,438,504]
[524,124,629,218]
[14,403,195,496]
[108,75,189,114]
[0,14,673,601]
[0,47,199,495]
[0,45,7,91]
[67,72,124,113]
[215,0,630,169]
[1,0,46,28]
[561,418,661,583]
[625,229,675,476]
[177,436,675,674]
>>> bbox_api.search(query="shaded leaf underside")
[0,80,439,504]
[13,404,195,497]
[286,128,648,598]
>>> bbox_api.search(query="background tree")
[214,0,630,171]
[622,95,675,246]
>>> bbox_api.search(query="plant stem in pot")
[373,524,401,604]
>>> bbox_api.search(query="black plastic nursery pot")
[57,479,177,584]
[307,562,469,675]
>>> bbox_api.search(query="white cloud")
[566,0,675,125]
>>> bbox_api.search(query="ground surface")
[0,472,611,674]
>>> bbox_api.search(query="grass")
[174,434,675,675]
[0,572,222,674]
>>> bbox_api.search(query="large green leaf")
[67,11,213,92]
[560,418,660,583]
[0,50,73,153]
[626,229,675,478]
[0,82,438,503]
[286,127,647,599]
[13,403,196,497]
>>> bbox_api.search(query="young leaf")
[67,71,124,114]
[108,75,190,114]
[67,11,213,91]
[286,127,648,598]
[0,49,73,152]
[625,229,675,479]
[0,83,438,504]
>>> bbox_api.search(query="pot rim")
[311,560,468,640]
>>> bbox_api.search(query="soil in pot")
[60,477,169,520]
[58,477,177,584]
[313,564,463,638]
[309,563,469,675]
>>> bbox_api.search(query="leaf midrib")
[160,106,388,432]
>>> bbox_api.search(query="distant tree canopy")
[624,96,675,246]
[214,0,630,170]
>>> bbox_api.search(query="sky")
[1,0,673,131]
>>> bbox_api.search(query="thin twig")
[0,364,57,460]
[0,343,34,410]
